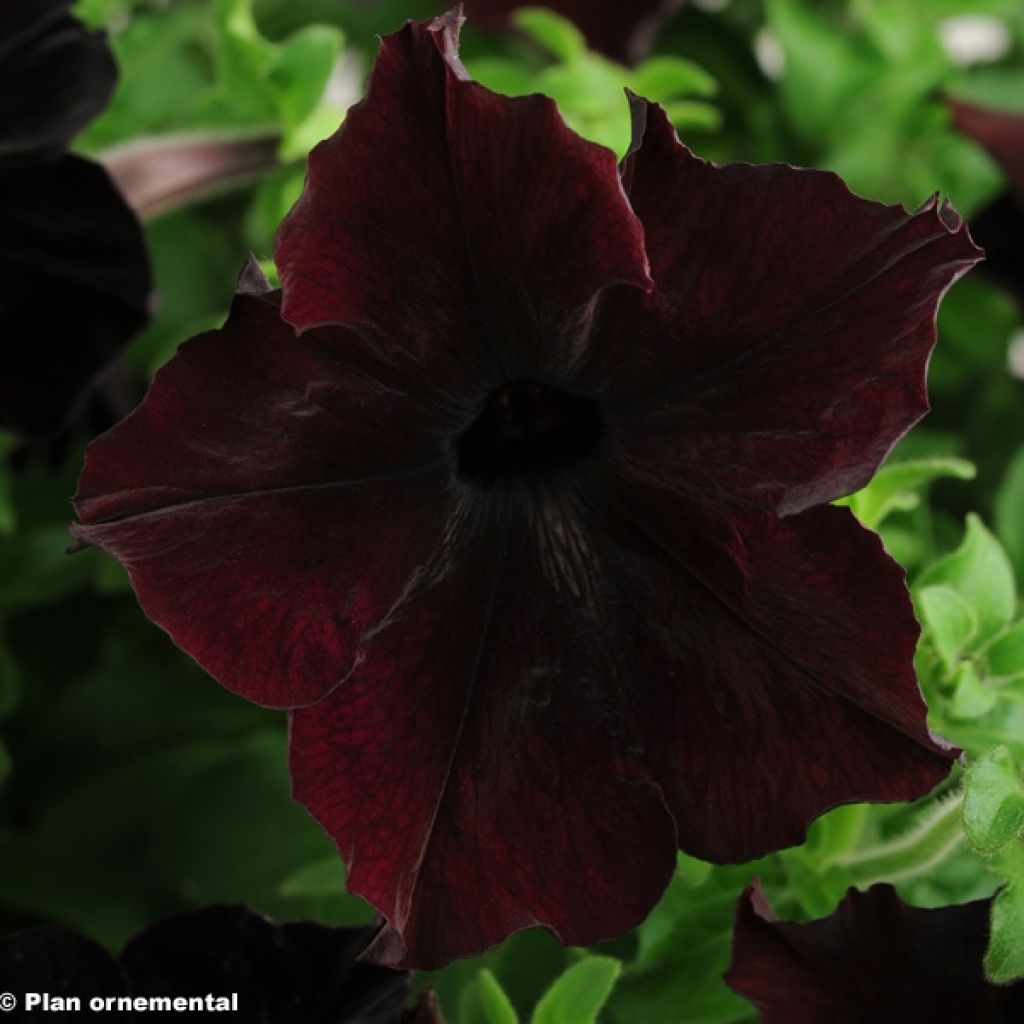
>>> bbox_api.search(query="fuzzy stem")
[834,789,965,886]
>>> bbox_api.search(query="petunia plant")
[73,6,980,972]
[2,1,1024,1020]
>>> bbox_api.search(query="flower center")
[454,379,606,487]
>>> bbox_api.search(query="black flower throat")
[454,379,606,487]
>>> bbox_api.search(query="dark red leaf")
[725,882,1024,1023]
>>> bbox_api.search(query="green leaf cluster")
[469,9,719,156]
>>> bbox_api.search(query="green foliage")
[841,456,976,530]
[532,957,621,1024]
[996,448,1024,578]
[78,0,344,157]
[964,748,1024,857]
[987,849,1024,984]
[918,586,977,673]
[918,515,1016,647]
[468,9,718,156]
[460,970,519,1024]
[765,0,1003,210]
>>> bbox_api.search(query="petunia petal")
[0,0,116,163]
[121,906,410,1022]
[946,97,1024,305]
[0,928,130,1011]
[460,0,685,65]
[0,908,412,1023]
[596,477,954,862]
[585,99,981,515]
[276,12,650,397]
[947,97,1024,199]
[290,490,678,969]
[725,882,1023,1023]
[290,466,951,966]
[73,284,455,708]
[0,156,151,437]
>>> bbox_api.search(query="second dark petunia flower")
[0,0,151,439]
[726,882,1024,1022]
[74,12,980,969]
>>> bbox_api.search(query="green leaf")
[214,0,278,121]
[995,447,1024,576]
[842,457,975,529]
[964,748,1024,857]
[0,740,9,789]
[278,855,347,897]
[661,100,722,132]
[76,6,213,149]
[950,663,997,720]
[985,621,1024,682]
[630,56,718,100]
[513,8,586,63]
[269,24,344,160]
[74,0,131,29]
[986,872,1024,984]
[917,585,978,672]
[766,0,878,143]
[468,58,537,99]
[0,529,100,611]
[460,969,519,1024]
[918,515,1016,646]
[532,957,621,1024]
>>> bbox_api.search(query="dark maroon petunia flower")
[0,0,150,438]
[947,97,1024,307]
[459,0,685,65]
[0,905,435,1022]
[725,882,1024,1023]
[73,12,980,968]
